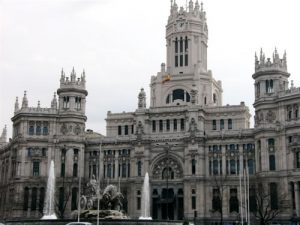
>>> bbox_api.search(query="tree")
[252,178,285,225]
[210,174,228,225]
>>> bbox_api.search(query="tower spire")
[0,125,7,143]
[14,97,19,112]
[51,92,58,109]
[22,91,28,108]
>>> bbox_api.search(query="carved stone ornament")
[152,157,183,179]
[266,110,276,123]
[61,123,68,134]
[74,124,81,135]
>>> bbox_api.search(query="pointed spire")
[37,100,41,108]
[60,68,65,83]
[81,69,86,82]
[15,97,19,112]
[0,125,7,143]
[195,0,199,11]
[22,91,28,108]
[201,1,204,11]
[189,0,194,12]
[51,92,58,109]
[70,67,76,82]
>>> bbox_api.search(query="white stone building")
[1,1,300,224]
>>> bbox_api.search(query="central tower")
[150,1,222,108]
[166,0,208,74]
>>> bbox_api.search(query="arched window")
[269,155,276,171]
[39,187,45,213]
[162,167,174,179]
[23,187,29,211]
[31,187,37,210]
[137,161,142,176]
[220,119,224,130]
[71,187,78,210]
[191,159,196,175]
[229,189,239,212]
[213,93,217,103]
[63,96,70,108]
[213,160,218,175]
[228,119,232,129]
[73,163,78,177]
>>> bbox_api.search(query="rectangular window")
[75,97,81,110]
[166,119,170,131]
[61,163,65,177]
[152,120,156,132]
[180,55,183,67]
[175,56,178,67]
[270,183,278,210]
[43,122,49,135]
[131,125,134,134]
[192,196,196,210]
[33,161,40,176]
[173,119,177,131]
[124,125,128,135]
[212,120,216,130]
[220,119,224,130]
[73,163,78,177]
[269,155,276,171]
[63,96,70,109]
[159,120,163,132]
[118,126,122,135]
[296,152,300,168]
[29,122,34,135]
[122,163,126,178]
[180,118,185,131]
[185,54,188,66]
[137,196,141,210]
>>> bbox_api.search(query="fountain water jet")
[41,160,57,219]
[139,172,152,220]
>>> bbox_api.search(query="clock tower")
[150,1,222,108]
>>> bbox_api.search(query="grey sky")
[1,0,300,138]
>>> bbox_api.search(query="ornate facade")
[1,1,300,223]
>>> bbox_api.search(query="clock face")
[177,21,185,31]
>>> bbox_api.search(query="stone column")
[294,182,300,216]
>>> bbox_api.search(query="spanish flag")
[162,74,171,84]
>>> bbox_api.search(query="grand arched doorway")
[151,156,184,220]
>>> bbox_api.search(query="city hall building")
[1,1,300,223]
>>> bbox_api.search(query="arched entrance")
[151,156,184,220]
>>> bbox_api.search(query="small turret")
[37,100,41,109]
[60,68,65,83]
[189,0,194,12]
[14,97,19,112]
[194,0,200,11]
[255,48,287,73]
[51,92,58,109]
[0,125,7,144]
[22,91,28,108]
[70,67,76,82]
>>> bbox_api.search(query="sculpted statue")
[138,88,146,109]
[86,174,97,196]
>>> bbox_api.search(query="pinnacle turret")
[22,91,28,108]
[51,92,58,109]
[255,48,287,73]
[14,97,19,112]
[0,125,7,143]
[59,68,86,89]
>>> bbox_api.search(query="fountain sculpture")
[139,172,152,220]
[41,160,57,219]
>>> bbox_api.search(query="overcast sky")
[1,0,300,138]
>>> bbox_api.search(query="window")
[248,159,254,175]
[33,161,40,176]
[152,120,156,132]
[159,120,163,132]
[296,152,300,168]
[127,163,130,177]
[213,160,218,175]
[269,155,276,171]
[192,195,196,210]
[61,163,65,177]
[228,119,232,129]
[29,122,34,135]
[185,37,188,66]
[204,96,207,105]
[249,188,257,212]
[63,96,70,109]
[268,138,275,151]
[230,160,236,175]
[124,125,128,135]
[71,188,78,210]
[107,164,112,178]
[137,190,141,210]
[174,119,177,131]
[213,93,217,103]
[39,187,45,213]
[75,96,81,110]
[173,89,185,101]
[212,120,216,130]
[31,187,37,210]
[212,188,221,212]
[122,163,127,178]
[43,122,49,135]
[180,118,185,131]
[73,163,78,177]
[118,126,122,135]
[36,122,41,135]
[191,159,196,175]
[229,189,239,212]
[220,119,224,130]
[23,187,29,211]
[166,119,170,131]
[59,187,64,213]
[270,183,278,210]
[266,79,274,93]
[137,161,142,176]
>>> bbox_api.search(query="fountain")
[41,160,57,219]
[139,172,152,220]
